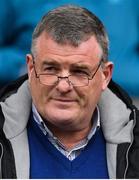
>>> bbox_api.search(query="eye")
[72,69,90,76]
[43,66,59,73]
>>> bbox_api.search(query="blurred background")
[0,0,139,106]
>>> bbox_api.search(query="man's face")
[27,32,113,132]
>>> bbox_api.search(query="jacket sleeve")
[126,109,139,178]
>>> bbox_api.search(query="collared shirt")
[32,104,100,161]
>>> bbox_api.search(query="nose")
[56,77,72,93]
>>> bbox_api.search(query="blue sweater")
[27,116,109,178]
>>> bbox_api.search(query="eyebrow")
[40,59,99,72]
[41,59,60,67]
[70,63,96,73]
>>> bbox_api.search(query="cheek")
[30,78,51,109]
[75,87,94,109]
[83,76,103,106]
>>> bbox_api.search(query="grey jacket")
[0,75,138,178]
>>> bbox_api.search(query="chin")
[46,109,78,126]
[51,112,76,122]
[44,102,82,125]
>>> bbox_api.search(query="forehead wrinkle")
[43,45,102,58]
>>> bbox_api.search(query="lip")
[52,98,76,102]
[51,98,77,109]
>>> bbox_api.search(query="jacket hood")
[0,80,31,139]
[99,88,133,144]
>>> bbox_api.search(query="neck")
[46,122,92,149]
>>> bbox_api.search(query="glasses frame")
[32,57,102,87]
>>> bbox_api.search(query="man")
[0,5,139,179]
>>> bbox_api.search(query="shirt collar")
[87,106,100,140]
[32,103,100,140]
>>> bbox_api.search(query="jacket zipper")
[123,108,136,178]
[0,142,4,178]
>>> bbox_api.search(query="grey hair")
[31,5,109,62]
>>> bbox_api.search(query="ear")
[26,54,34,78]
[101,62,113,91]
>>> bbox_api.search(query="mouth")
[50,97,78,109]
[52,98,76,102]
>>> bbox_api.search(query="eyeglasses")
[33,60,102,87]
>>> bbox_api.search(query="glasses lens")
[38,74,89,86]
[69,75,88,86]
[39,74,58,85]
